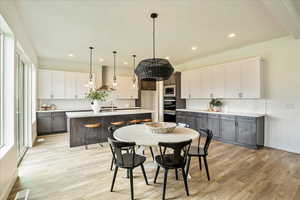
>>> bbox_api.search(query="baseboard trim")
[0,169,18,200]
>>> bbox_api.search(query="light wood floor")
[8,133,300,200]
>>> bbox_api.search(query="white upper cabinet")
[116,76,138,99]
[38,70,90,99]
[38,70,52,99]
[181,57,262,99]
[211,65,225,98]
[51,71,65,99]
[181,70,191,99]
[64,72,76,99]
[75,72,90,99]
[199,67,212,98]
[224,61,241,98]
[240,58,262,98]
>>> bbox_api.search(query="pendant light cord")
[113,51,116,80]
[153,16,156,60]
[89,47,94,82]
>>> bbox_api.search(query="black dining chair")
[186,128,213,181]
[108,138,149,200]
[108,124,128,171]
[154,139,192,200]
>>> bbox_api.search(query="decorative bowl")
[145,122,177,134]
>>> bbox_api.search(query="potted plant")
[86,89,108,113]
[209,98,223,112]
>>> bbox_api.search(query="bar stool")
[128,119,143,124]
[83,122,101,150]
[111,121,127,126]
[141,118,152,123]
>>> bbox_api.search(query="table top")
[114,124,199,146]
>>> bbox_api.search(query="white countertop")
[176,109,265,117]
[37,107,141,113]
[66,109,154,118]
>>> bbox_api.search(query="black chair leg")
[175,168,178,180]
[154,166,160,183]
[129,169,134,200]
[141,164,149,185]
[149,147,155,161]
[198,156,202,170]
[110,157,114,171]
[181,167,189,196]
[110,166,118,192]
[203,156,210,181]
[127,169,130,178]
[162,168,168,200]
[186,156,191,175]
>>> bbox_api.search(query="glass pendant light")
[135,13,174,81]
[132,54,137,88]
[88,46,94,89]
[112,51,117,88]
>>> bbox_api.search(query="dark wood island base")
[68,112,152,147]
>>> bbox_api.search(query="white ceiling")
[15,0,289,68]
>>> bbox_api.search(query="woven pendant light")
[135,13,174,81]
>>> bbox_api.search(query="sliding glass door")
[16,53,27,161]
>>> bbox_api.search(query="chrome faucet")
[111,100,114,112]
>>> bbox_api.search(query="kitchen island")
[66,109,154,147]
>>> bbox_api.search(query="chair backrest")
[158,139,192,167]
[197,128,213,154]
[108,138,136,168]
[177,123,190,128]
[107,124,128,140]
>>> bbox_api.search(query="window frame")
[0,32,4,148]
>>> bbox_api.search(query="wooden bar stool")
[111,121,127,126]
[84,122,101,150]
[129,119,143,124]
[141,118,152,123]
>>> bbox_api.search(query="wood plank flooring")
[8,133,300,200]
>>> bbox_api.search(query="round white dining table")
[114,124,199,146]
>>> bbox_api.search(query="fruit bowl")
[145,122,177,134]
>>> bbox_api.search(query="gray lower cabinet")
[176,111,264,149]
[220,115,236,142]
[37,112,67,135]
[236,117,257,146]
[208,114,220,138]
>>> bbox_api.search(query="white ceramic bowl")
[145,122,177,134]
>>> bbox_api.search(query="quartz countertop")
[176,109,265,117]
[37,107,141,113]
[66,109,154,118]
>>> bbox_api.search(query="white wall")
[176,36,300,154]
[0,1,38,199]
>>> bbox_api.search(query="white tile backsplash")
[186,99,266,114]
[38,99,136,110]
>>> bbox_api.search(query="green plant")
[86,89,108,101]
[209,98,223,107]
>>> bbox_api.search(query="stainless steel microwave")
[164,85,176,97]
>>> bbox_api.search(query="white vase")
[91,100,101,113]
[213,106,221,112]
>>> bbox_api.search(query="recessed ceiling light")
[68,53,74,57]
[228,33,236,38]
[123,61,128,65]
[99,58,104,62]
[165,56,170,60]
[191,46,198,51]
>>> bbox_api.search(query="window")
[0,32,4,148]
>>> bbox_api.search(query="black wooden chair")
[108,124,128,171]
[186,128,213,181]
[108,138,149,200]
[154,140,192,200]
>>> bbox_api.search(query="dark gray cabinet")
[236,117,257,146]
[208,114,220,138]
[176,111,264,149]
[195,113,208,130]
[220,115,236,142]
[37,112,67,135]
